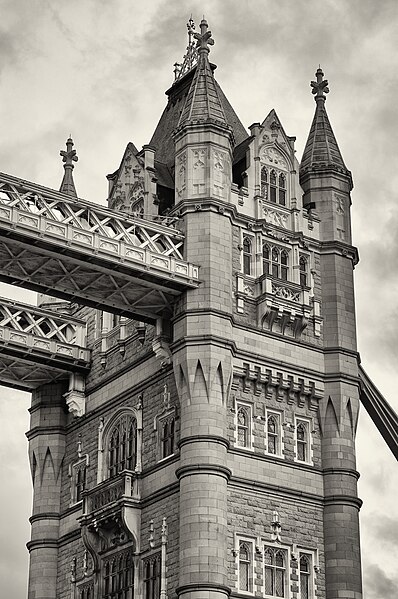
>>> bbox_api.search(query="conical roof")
[178,20,227,127]
[300,68,348,175]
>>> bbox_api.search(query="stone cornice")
[176,463,232,481]
[179,435,230,450]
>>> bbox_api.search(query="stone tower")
[25,19,364,599]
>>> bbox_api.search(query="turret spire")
[59,136,78,197]
[300,67,349,177]
[178,18,228,128]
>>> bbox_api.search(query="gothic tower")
[22,18,365,599]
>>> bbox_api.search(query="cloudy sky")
[0,0,397,597]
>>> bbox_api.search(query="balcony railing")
[83,471,140,515]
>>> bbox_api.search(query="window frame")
[242,235,253,276]
[102,548,135,599]
[236,537,255,595]
[142,553,161,599]
[108,413,138,478]
[69,454,89,506]
[159,414,175,461]
[263,544,290,599]
[262,243,290,281]
[260,164,289,208]
[294,416,312,465]
[235,401,253,451]
[265,410,283,458]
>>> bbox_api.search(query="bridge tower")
[5,15,397,599]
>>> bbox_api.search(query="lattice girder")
[0,172,200,321]
[0,296,90,389]
[0,174,198,320]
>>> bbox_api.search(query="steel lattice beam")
[0,172,199,321]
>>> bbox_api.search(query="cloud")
[362,514,398,548]
[364,564,398,598]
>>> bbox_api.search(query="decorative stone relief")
[271,283,301,303]
[213,150,226,198]
[334,193,346,240]
[129,179,145,217]
[192,148,206,195]
[260,146,287,169]
[263,206,289,228]
[176,152,187,198]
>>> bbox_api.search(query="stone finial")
[60,136,78,167]
[194,18,214,54]
[310,67,329,100]
[59,136,78,197]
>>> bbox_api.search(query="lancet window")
[295,418,310,463]
[108,414,138,477]
[236,403,252,449]
[103,550,134,599]
[143,554,161,599]
[299,256,308,287]
[243,236,253,275]
[262,244,289,281]
[238,540,253,592]
[299,553,312,599]
[266,411,282,456]
[160,417,175,459]
[264,547,287,597]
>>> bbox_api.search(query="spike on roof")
[59,136,78,197]
[178,19,228,127]
[174,17,199,82]
[300,68,348,175]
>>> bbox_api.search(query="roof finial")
[310,66,329,101]
[194,18,214,55]
[59,136,78,197]
[174,17,198,81]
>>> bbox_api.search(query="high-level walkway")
[0,172,199,322]
[0,295,90,390]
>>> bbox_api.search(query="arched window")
[108,414,137,477]
[243,237,252,275]
[263,244,270,275]
[299,256,308,287]
[143,554,161,599]
[103,550,134,599]
[278,174,286,206]
[238,541,252,592]
[296,419,309,462]
[270,170,277,203]
[299,554,311,599]
[76,465,86,502]
[280,250,288,281]
[237,405,251,448]
[261,167,268,198]
[267,413,280,455]
[264,547,287,597]
[161,418,175,459]
[272,248,279,278]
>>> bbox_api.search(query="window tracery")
[243,236,252,275]
[264,546,287,597]
[103,549,134,599]
[266,412,282,456]
[299,553,311,599]
[108,414,138,478]
[295,418,311,463]
[260,165,288,207]
[238,540,253,592]
[262,244,289,280]
[236,403,252,449]
[299,256,308,287]
[143,553,161,599]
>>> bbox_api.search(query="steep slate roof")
[300,68,348,175]
[300,100,347,172]
[149,62,248,187]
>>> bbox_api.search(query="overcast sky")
[0,1,397,597]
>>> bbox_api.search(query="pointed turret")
[300,67,350,181]
[59,136,78,197]
[178,19,227,127]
